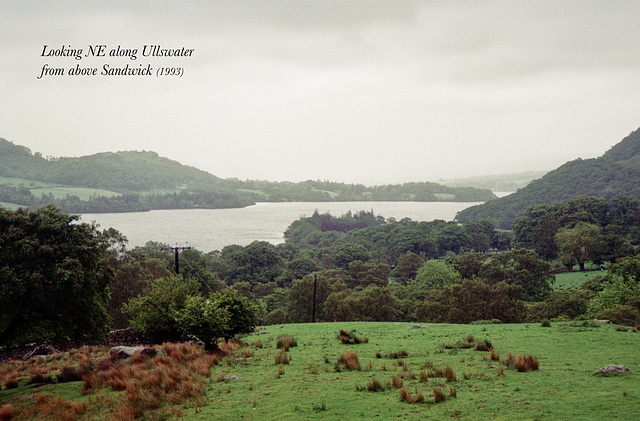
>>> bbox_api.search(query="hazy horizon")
[2,1,639,185]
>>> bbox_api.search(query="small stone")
[596,364,630,375]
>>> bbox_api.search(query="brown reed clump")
[399,387,412,402]
[433,388,447,403]
[0,404,16,421]
[17,393,86,421]
[387,350,408,359]
[445,366,457,382]
[474,339,492,352]
[367,379,385,392]
[338,351,361,371]
[390,375,403,389]
[275,351,291,365]
[399,387,425,404]
[503,352,539,372]
[218,341,241,356]
[337,330,368,344]
[276,335,297,351]
[78,342,213,419]
[488,347,500,361]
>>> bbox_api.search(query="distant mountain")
[437,170,549,192]
[0,138,496,213]
[455,127,640,229]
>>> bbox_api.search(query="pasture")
[1,321,638,420]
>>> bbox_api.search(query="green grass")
[0,176,120,200]
[554,270,607,290]
[2,322,638,420]
[0,201,21,210]
[190,322,639,420]
[433,193,455,200]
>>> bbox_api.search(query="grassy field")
[0,176,120,200]
[554,270,608,290]
[1,321,638,420]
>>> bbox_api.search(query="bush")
[474,339,492,352]
[125,279,258,349]
[594,305,640,326]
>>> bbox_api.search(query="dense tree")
[0,206,113,346]
[286,276,333,323]
[416,279,526,324]
[408,260,461,300]
[323,285,400,322]
[333,243,370,269]
[555,222,602,271]
[390,252,424,285]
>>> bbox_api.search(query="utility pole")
[312,273,317,323]
[161,246,192,274]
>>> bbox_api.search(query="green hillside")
[456,127,640,229]
[0,139,221,192]
[0,138,495,212]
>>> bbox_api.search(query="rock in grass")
[595,364,630,375]
[593,319,612,324]
[110,345,158,359]
[21,345,60,361]
[412,324,427,329]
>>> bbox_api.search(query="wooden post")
[312,273,317,323]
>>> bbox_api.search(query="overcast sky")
[1,1,639,185]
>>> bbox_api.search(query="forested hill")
[0,139,222,191]
[0,138,495,213]
[456,127,640,229]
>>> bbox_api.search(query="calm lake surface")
[80,201,483,252]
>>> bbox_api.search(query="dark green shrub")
[595,305,640,326]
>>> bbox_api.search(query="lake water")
[79,201,483,252]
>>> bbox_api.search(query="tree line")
[2,196,639,350]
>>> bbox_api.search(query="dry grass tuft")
[0,404,16,421]
[433,388,447,403]
[399,387,412,402]
[275,351,291,365]
[387,350,408,359]
[367,379,384,392]
[337,350,361,371]
[390,375,403,389]
[445,366,457,382]
[218,341,241,356]
[276,335,297,351]
[503,352,539,372]
[337,330,368,344]
[474,339,492,352]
